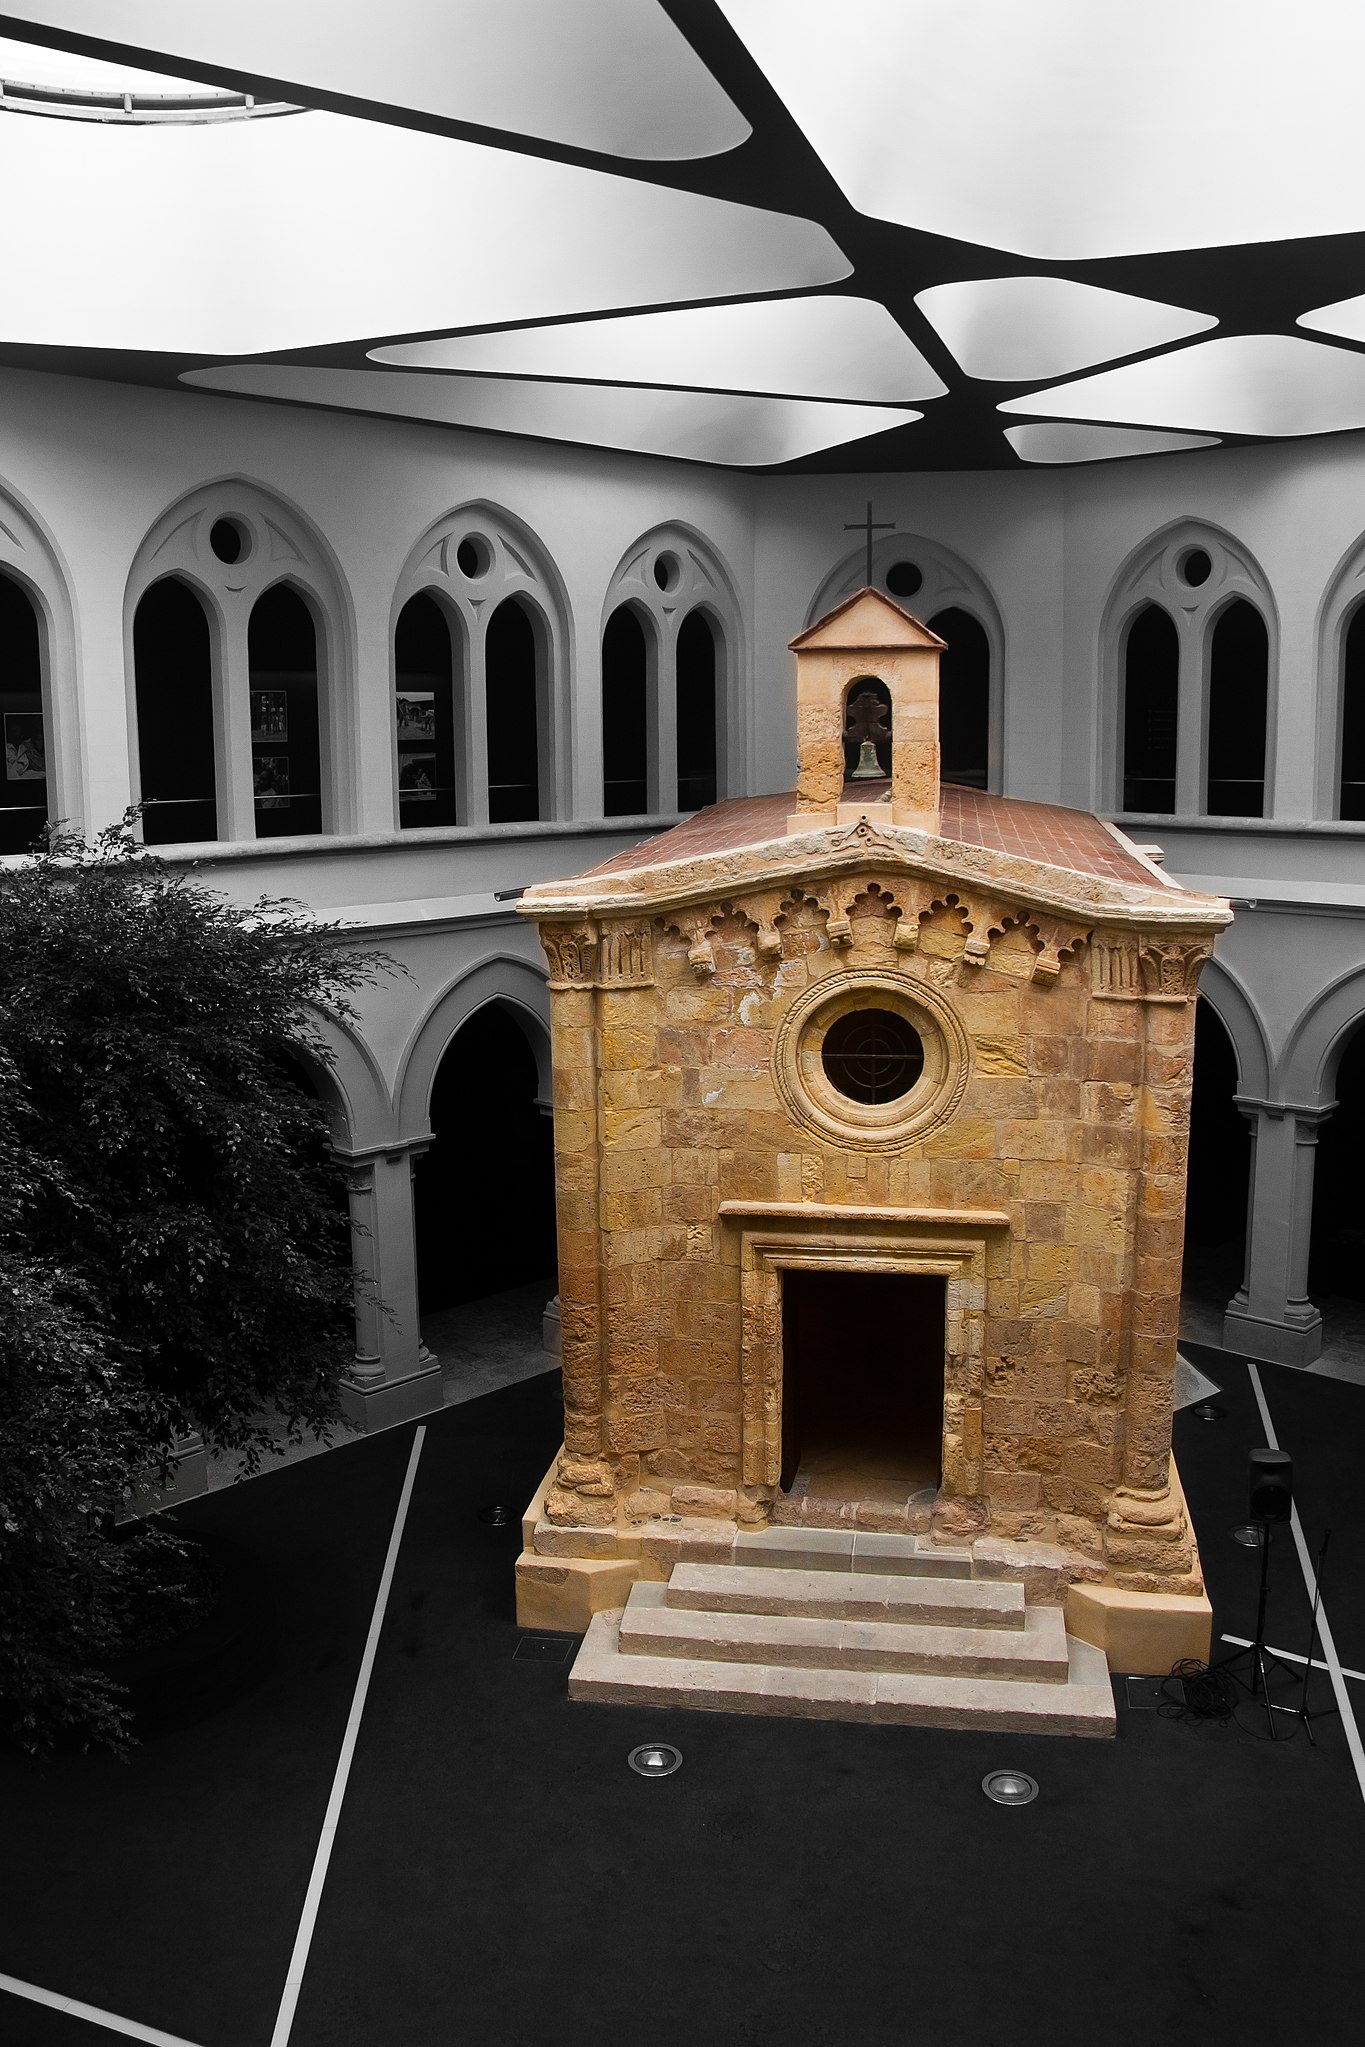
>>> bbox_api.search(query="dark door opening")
[780,1268,944,1502]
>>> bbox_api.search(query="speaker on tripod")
[1213,1449,1299,1736]
[1249,1448,1293,1523]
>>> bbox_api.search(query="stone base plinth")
[1221,1301,1323,1368]
[339,1360,444,1432]
[1065,1582,1212,1674]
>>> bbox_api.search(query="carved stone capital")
[542,921,599,988]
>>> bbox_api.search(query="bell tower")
[786,587,946,836]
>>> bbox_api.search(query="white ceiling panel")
[998,335,1365,438]
[179,364,919,466]
[368,295,945,402]
[1004,422,1219,465]
[719,0,1365,258]
[0,33,205,91]
[0,0,748,158]
[916,277,1215,383]
[0,111,847,353]
[1298,295,1365,346]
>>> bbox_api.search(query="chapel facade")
[516,589,1231,1718]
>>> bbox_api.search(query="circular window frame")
[209,515,253,567]
[773,970,971,1152]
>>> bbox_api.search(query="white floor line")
[0,1973,205,2046]
[269,1424,427,2047]
[1246,1363,1365,1804]
[1219,1634,1365,1684]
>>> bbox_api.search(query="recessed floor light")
[982,1768,1037,1806]
[478,1504,515,1525]
[629,1742,683,1778]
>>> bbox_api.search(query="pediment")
[790,586,946,653]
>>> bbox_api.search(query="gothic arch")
[1313,530,1365,817]
[295,1004,393,1155]
[1099,518,1278,817]
[392,501,571,826]
[1276,964,1365,1108]
[394,955,552,1144]
[0,471,81,840]
[1196,954,1272,1100]
[124,477,356,842]
[806,531,1005,792]
[604,522,745,807]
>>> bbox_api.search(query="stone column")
[648,616,678,816]
[1222,1098,1329,1366]
[339,1139,444,1431]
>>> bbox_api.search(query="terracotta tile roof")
[587,785,1158,889]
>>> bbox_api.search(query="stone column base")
[339,1360,444,1432]
[1221,1301,1323,1368]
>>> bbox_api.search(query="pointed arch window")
[926,606,989,790]
[248,585,322,837]
[602,605,650,816]
[0,570,49,854]
[134,578,217,845]
[485,597,543,823]
[1122,603,1179,815]
[676,608,718,811]
[1206,600,1268,817]
[395,592,458,828]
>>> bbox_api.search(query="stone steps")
[619,1581,1072,1680]
[571,1608,1116,1737]
[666,1560,1027,1630]
[732,1526,975,1578]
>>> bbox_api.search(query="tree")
[0,819,383,1752]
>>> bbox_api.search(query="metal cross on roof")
[844,500,894,588]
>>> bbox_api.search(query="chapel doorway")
[780,1269,945,1503]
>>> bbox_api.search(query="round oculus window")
[820,1006,925,1104]
[885,559,923,599]
[1178,546,1212,588]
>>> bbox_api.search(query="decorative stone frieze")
[542,922,598,988]
[597,921,653,988]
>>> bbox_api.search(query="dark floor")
[2,1351,1362,2047]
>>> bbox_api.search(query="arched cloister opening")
[1338,604,1365,820]
[1184,997,1251,1311]
[1308,1022,1365,1302]
[602,603,650,816]
[1206,599,1268,817]
[1121,603,1179,815]
[926,605,989,790]
[485,597,544,823]
[248,584,322,838]
[395,591,459,827]
[413,1001,556,1319]
[0,568,49,855]
[676,608,718,811]
[133,577,217,846]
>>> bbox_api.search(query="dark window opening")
[1309,1024,1365,1302]
[135,577,218,845]
[602,605,649,816]
[1206,599,1267,817]
[781,1269,944,1499]
[886,559,923,599]
[676,608,718,811]
[1179,547,1212,588]
[821,1008,924,1104]
[395,592,458,828]
[0,569,49,855]
[485,598,542,824]
[927,606,989,790]
[1122,603,1179,814]
[1339,607,1365,820]
[1183,998,1251,1311]
[248,585,322,838]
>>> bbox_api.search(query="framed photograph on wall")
[396,692,436,743]
[251,691,288,743]
[253,753,290,808]
[399,752,438,801]
[5,713,46,781]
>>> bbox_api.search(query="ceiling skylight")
[368,296,945,403]
[1004,422,1220,465]
[179,364,919,467]
[999,335,1365,439]
[0,111,846,353]
[1298,295,1365,347]
[719,0,1365,258]
[0,1,749,159]
[915,278,1214,383]
[0,34,205,95]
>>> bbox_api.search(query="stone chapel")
[515,589,1232,1734]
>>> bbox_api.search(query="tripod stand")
[1211,1518,1303,1738]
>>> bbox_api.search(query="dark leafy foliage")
[0,818,384,1752]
